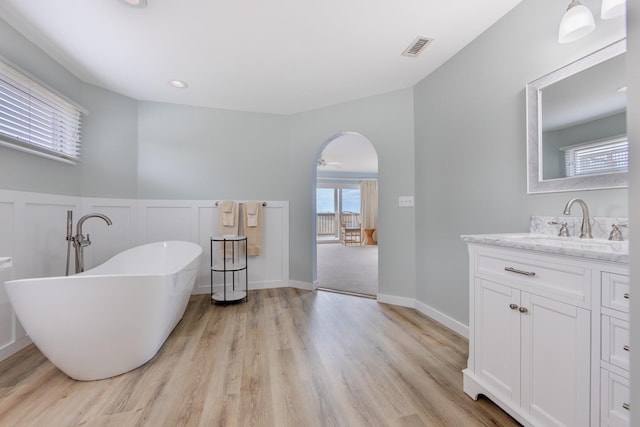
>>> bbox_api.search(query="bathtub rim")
[4,240,203,286]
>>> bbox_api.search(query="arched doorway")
[312,132,378,297]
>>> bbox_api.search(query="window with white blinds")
[0,60,85,163]
[563,136,629,177]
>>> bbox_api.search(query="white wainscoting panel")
[244,202,289,289]
[0,191,290,363]
[81,200,135,270]
[0,202,14,351]
[143,204,194,243]
[0,190,80,361]
[199,201,289,294]
[196,205,215,295]
[24,202,78,278]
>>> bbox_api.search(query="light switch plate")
[398,196,414,207]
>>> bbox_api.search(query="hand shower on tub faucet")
[65,211,113,275]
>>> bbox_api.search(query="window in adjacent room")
[563,135,629,177]
[0,59,87,164]
[316,185,361,242]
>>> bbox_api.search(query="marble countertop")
[461,233,628,264]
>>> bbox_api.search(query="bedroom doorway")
[313,132,378,297]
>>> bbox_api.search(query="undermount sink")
[501,233,626,248]
[460,232,628,263]
[492,233,628,254]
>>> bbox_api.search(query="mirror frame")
[526,39,627,194]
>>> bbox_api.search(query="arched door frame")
[311,131,379,290]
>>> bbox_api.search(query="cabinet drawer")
[602,272,630,313]
[602,316,630,371]
[601,369,630,427]
[475,247,590,304]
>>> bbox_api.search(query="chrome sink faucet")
[563,198,592,239]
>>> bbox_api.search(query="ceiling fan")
[317,157,342,168]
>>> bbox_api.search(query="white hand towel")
[217,201,239,259]
[220,200,236,226]
[243,202,263,256]
[246,201,259,227]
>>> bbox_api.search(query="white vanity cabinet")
[463,241,629,427]
[600,272,630,426]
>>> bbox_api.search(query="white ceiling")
[0,0,523,115]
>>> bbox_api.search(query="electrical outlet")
[398,196,414,207]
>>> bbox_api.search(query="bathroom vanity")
[462,223,629,427]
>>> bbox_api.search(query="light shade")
[122,0,147,8]
[601,0,626,19]
[170,80,189,89]
[558,1,596,44]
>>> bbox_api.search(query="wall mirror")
[527,39,627,193]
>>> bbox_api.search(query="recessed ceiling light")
[170,80,189,89]
[617,86,627,92]
[121,0,147,8]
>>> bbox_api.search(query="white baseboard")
[249,280,289,290]
[415,300,469,338]
[199,283,470,338]
[0,336,32,361]
[288,280,314,290]
[377,293,415,308]
[377,293,469,338]
[193,280,290,295]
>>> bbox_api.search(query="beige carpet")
[316,243,378,296]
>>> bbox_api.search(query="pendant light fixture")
[558,0,596,44]
[601,0,626,19]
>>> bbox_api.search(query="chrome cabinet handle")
[624,345,630,352]
[624,293,630,299]
[518,307,528,314]
[505,267,536,277]
[623,402,630,411]
[509,303,519,310]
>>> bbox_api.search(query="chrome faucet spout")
[72,213,113,273]
[76,213,112,238]
[562,198,592,239]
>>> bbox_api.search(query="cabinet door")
[520,293,591,427]
[474,279,521,403]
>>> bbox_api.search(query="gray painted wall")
[413,0,628,324]
[80,84,138,198]
[0,2,632,328]
[0,0,637,418]
[288,89,415,294]
[0,18,138,198]
[0,17,83,195]
[136,102,289,201]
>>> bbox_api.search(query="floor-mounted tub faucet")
[65,211,113,274]
[562,198,592,239]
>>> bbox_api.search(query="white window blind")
[563,136,629,177]
[0,60,85,163]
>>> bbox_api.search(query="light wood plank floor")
[0,288,519,426]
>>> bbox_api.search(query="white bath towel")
[242,201,263,256]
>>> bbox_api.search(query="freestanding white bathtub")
[4,241,202,381]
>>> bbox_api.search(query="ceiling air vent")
[401,36,433,57]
